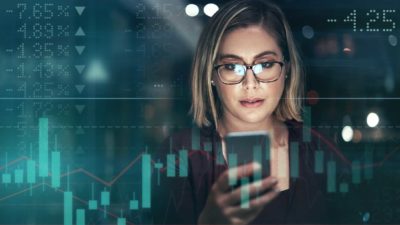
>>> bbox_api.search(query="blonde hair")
[190,0,304,128]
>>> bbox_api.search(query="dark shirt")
[152,120,329,224]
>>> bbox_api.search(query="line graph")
[1,130,399,190]
[0,182,136,225]
[1,117,399,225]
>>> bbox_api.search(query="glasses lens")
[253,64,263,74]
[218,64,245,83]
[217,62,282,84]
[253,62,282,82]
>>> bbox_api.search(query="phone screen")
[224,131,271,188]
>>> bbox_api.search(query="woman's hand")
[198,162,280,225]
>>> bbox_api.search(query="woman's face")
[214,25,286,127]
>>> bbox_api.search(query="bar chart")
[0,114,397,225]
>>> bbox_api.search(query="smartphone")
[224,131,270,188]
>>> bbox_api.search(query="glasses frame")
[213,61,284,85]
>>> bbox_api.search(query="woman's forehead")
[217,51,279,62]
[217,26,282,60]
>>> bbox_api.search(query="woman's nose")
[242,68,259,89]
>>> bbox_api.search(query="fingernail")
[253,162,261,170]
[253,180,263,187]
[271,177,278,183]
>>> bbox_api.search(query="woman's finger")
[215,162,262,193]
[225,176,279,206]
[223,187,280,217]
[248,186,280,208]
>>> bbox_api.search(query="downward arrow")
[75,46,86,55]
[75,84,86,94]
[75,105,86,114]
[75,6,86,16]
[75,65,86,74]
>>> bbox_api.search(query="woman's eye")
[261,62,274,68]
[224,64,236,70]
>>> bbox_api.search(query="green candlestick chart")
[0,108,399,224]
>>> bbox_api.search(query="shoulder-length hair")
[190,0,304,128]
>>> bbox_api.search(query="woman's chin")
[239,115,271,125]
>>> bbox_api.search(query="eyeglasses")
[214,61,284,85]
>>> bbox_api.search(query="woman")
[152,0,327,224]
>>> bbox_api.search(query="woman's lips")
[239,98,265,108]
